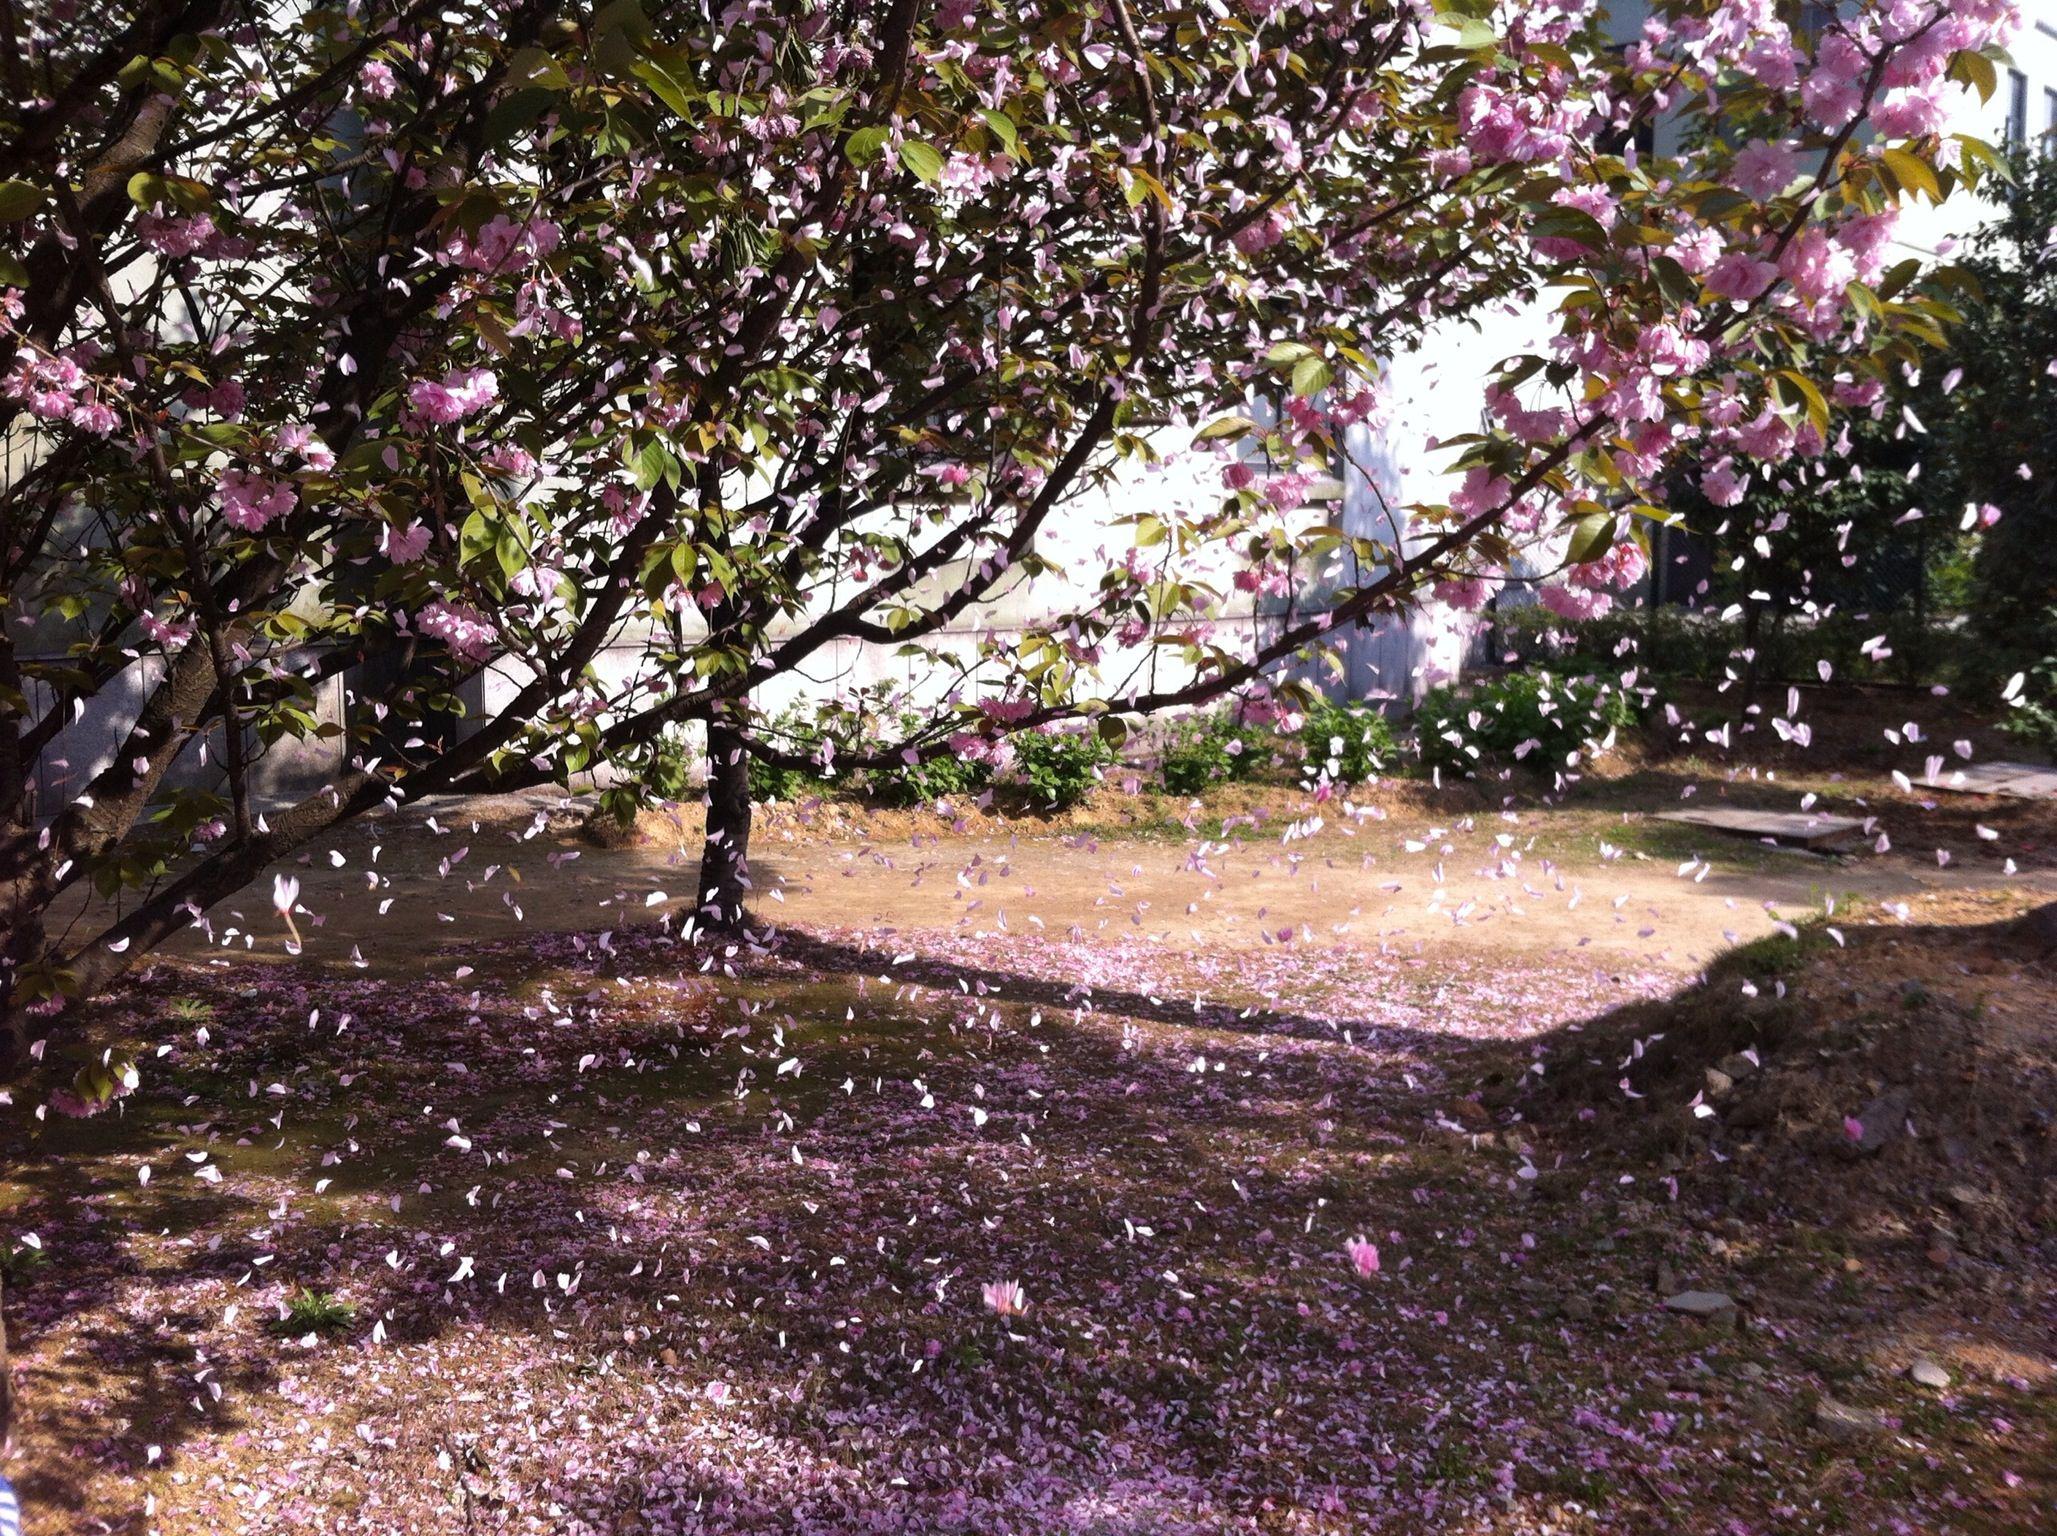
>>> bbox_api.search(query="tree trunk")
[696,717,754,935]
[0,1272,12,1456]
[0,900,43,1077]
[1739,598,1763,711]
[0,730,44,1076]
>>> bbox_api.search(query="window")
[2006,69,2028,150]
[1795,2,1839,45]
[1595,44,1658,158]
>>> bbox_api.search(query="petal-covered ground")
[5,877,2051,1534]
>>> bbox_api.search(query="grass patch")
[1710,923,1833,981]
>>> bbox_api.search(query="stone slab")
[1933,761,2057,800]
[1658,808,1866,849]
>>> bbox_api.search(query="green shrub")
[744,706,829,802]
[1009,727,1114,809]
[867,748,992,807]
[1998,608,2057,757]
[1417,670,1636,774]
[1158,711,1274,794]
[749,759,819,802]
[1296,698,1397,786]
[1481,603,1965,691]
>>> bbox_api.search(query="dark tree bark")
[697,715,754,935]
[0,1273,11,1456]
[0,900,41,1075]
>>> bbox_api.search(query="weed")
[0,1237,50,1286]
[267,1287,357,1338]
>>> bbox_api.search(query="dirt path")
[123,782,2056,988]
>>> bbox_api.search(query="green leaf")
[1946,48,1997,102]
[0,181,46,221]
[1437,15,1500,50]
[1193,414,1260,443]
[1880,146,1941,204]
[459,507,496,566]
[631,57,694,117]
[847,125,890,166]
[1774,368,1830,434]
[978,109,1019,153]
[1648,254,1700,307]
[484,87,556,150]
[125,171,209,213]
[628,434,680,492]
[1496,354,1546,388]
[496,528,528,581]
[1529,204,1609,253]
[509,46,572,90]
[1290,353,1333,399]
[459,471,498,510]
[1564,512,1616,566]
[1952,132,2014,184]
[1876,257,1922,301]
[898,140,945,183]
[1126,167,1173,211]
[1688,187,1753,222]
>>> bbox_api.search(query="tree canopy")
[0,0,2019,1104]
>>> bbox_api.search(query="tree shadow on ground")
[3,893,2052,1532]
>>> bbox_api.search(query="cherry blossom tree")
[0,0,2018,1106]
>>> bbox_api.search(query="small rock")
[1703,1066,1735,1096]
[1851,1088,1911,1156]
[1813,1396,1889,1441]
[1663,1289,1738,1320]
[1714,1052,1758,1083]
[658,1347,679,1368]
[1908,1358,1950,1389]
[1944,1184,1987,1212]
[1557,1294,1595,1323]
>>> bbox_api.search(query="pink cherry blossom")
[416,598,498,662]
[1700,456,1749,507]
[407,367,499,425]
[218,468,297,530]
[1730,139,1802,201]
[380,520,432,563]
[1705,250,1780,302]
[982,1279,1028,1317]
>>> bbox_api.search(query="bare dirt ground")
[5,722,2055,1535]
[100,748,2057,987]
